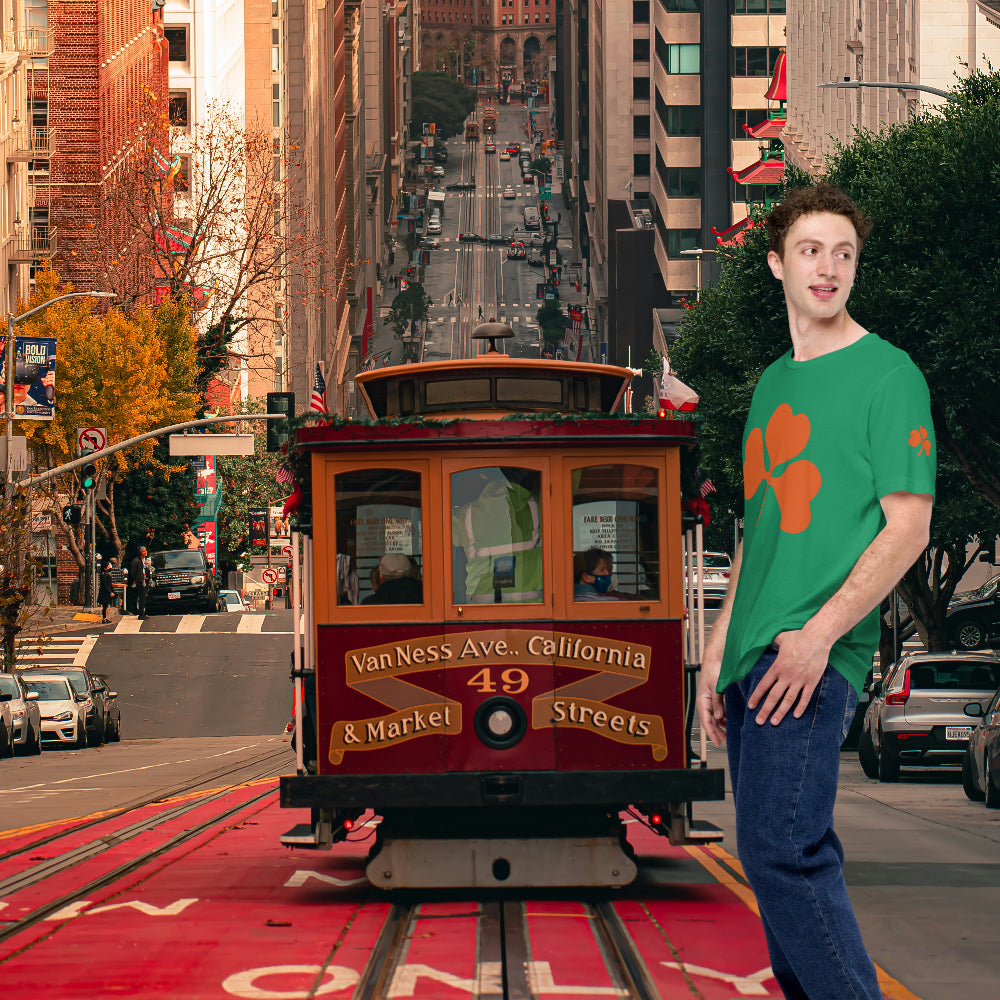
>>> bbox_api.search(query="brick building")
[42,1,169,291]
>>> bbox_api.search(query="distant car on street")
[527,249,545,266]
[20,665,107,747]
[0,701,13,758]
[503,185,516,199]
[859,649,1000,781]
[217,590,249,613]
[507,142,520,155]
[484,142,496,154]
[0,672,41,755]
[21,674,88,749]
[945,574,1000,650]
[459,232,479,242]
[961,682,1000,806]
[522,172,534,184]
[507,243,526,260]
[432,165,445,177]
[499,150,511,161]
[485,232,507,244]
[418,237,440,250]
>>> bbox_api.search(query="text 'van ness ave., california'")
[345,629,651,679]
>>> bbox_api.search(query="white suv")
[685,551,732,603]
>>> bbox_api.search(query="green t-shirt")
[719,334,936,694]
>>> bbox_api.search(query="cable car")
[279,325,723,889]
[465,120,480,142]
[483,106,498,133]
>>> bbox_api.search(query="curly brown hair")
[766,184,872,259]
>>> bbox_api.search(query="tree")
[668,69,1000,650]
[98,99,321,389]
[411,72,476,139]
[17,270,201,577]
[388,283,433,340]
[0,489,50,671]
[536,300,567,347]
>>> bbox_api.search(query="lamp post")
[4,291,117,493]
[678,248,717,301]
[818,78,958,103]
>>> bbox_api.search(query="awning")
[743,113,786,140]
[728,158,785,186]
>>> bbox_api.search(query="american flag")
[699,478,717,498]
[359,354,375,373]
[276,464,295,485]
[310,363,328,413]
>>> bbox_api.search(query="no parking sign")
[262,568,279,585]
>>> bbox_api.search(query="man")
[573,548,617,602]
[697,184,935,1000]
[130,546,150,619]
[361,553,422,605]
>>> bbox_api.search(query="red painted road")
[0,783,917,999]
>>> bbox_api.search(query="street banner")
[195,454,216,500]
[249,507,269,552]
[194,519,217,566]
[0,335,57,420]
[270,504,291,552]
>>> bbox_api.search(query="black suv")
[146,549,218,614]
[946,575,1000,649]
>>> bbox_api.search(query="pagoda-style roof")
[764,48,787,102]
[710,217,756,246]
[728,156,785,186]
[743,112,786,140]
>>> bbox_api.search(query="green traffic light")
[81,462,97,490]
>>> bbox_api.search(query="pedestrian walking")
[697,184,935,1000]
[98,562,113,623]
[478,304,483,320]
[130,546,151,619]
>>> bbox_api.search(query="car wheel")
[858,727,879,779]
[75,720,87,750]
[986,754,1000,810]
[30,724,42,755]
[954,619,986,650]
[962,749,985,801]
[87,723,102,748]
[110,717,122,743]
[877,732,899,782]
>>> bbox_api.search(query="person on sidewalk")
[98,562,113,623]
[130,546,150,619]
[697,184,935,1000]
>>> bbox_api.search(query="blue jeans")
[725,651,879,1000]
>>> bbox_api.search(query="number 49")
[467,667,529,695]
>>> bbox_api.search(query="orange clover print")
[744,403,822,534]
[908,426,931,457]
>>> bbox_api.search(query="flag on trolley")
[310,363,328,413]
[276,464,295,485]
[699,478,717,498]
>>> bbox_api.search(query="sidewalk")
[19,604,120,638]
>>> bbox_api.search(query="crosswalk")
[110,613,291,636]
[14,634,98,670]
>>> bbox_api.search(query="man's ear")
[767,249,784,281]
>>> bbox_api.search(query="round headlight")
[473,697,527,750]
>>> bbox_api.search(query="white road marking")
[114,616,143,634]
[237,615,265,634]
[73,635,98,665]
[660,962,776,996]
[176,614,207,634]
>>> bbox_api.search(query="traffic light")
[266,391,295,452]
[81,462,97,491]
[400,279,409,291]
[549,266,560,286]
[62,504,82,526]
[541,202,550,222]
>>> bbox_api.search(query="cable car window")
[335,469,423,606]
[571,464,659,601]
[451,467,544,604]
[426,379,492,405]
[496,377,563,404]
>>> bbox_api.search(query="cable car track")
[352,897,660,1000]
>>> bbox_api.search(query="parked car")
[527,249,545,266]
[21,674,88,749]
[499,150,511,161]
[503,185,516,199]
[19,665,107,747]
[218,590,249,613]
[858,650,1000,781]
[418,237,440,250]
[459,232,479,243]
[0,701,13,758]
[0,672,42,755]
[432,165,445,177]
[684,551,733,603]
[93,674,121,743]
[961,683,1000,806]
[945,574,1000,649]
[147,548,219,615]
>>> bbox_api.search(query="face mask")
[592,574,612,594]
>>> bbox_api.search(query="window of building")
[733,108,771,132]
[668,228,700,258]
[632,0,650,21]
[633,115,650,139]
[733,46,781,77]
[534,12,539,21]
[24,0,48,68]
[272,0,279,15]
[664,0,701,8]
[545,11,550,20]
[274,139,282,181]
[663,103,702,136]
[667,166,701,198]
[633,39,650,62]
[164,26,188,62]
[168,91,190,128]
[632,76,650,99]
[633,153,650,176]
[272,27,281,73]
[667,43,700,74]
[734,0,785,12]
[272,83,281,128]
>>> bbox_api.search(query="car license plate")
[168,592,181,600]
[946,726,972,741]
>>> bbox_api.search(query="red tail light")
[885,669,911,706]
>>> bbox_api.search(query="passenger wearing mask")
[574,547,619,602]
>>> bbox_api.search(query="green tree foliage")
[388,283,433,339]
[536,300,567,346]
[411,72,476,139]
[669,69,1000,650]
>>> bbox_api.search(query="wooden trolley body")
[280,347,723,888]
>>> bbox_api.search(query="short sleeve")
[867,362,936,501]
